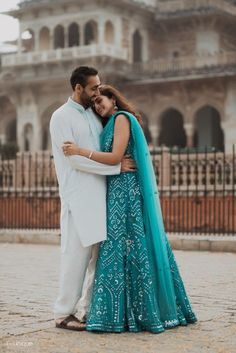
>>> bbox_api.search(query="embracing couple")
[50,66,197,333]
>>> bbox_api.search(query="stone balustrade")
[0,149,235,194]
[1,44,128,68]
[157,0,236,15]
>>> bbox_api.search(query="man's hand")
[121,155,137,172]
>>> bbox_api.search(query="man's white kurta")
[50,98,121,247]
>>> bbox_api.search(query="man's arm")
[50,114,121,175]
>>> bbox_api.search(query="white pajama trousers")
[53,204,99,320]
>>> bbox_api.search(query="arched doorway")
[6,120,17,143]
[158,108,187,148]
[68,23,80,47]
[84,21,98,45]
[133,29,142,63]
[194,105,224,151]
[23,124,33,152]
[54,25,65,49]
[39,26,50,51]
[0,96,17,145]
[105,21,114,44]
[41,102,62,150]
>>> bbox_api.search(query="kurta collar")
[67,97,85,113]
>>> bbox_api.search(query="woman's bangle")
[88,151,93,159]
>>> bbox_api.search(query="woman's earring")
[114,102,118,110]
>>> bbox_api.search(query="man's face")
[80,75,101,109]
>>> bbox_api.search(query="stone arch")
[68,22,80,47]
[54,25,65,49]
[194,105,224,151]
[84,20,98,45]
[105,21,114,44]
[6,119,17,143]
[190,99,224,123]
[0,96,17,145]
[21,29,35,52]
[133,29,143,63]
[39,26,50,51]
[23,123,33,152]
[158,108,187,148]
[41,102,62,150]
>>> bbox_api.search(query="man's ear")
[75,83,82,93]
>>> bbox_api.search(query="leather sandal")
[55,315,86,331]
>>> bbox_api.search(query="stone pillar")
[162,146,171,188]
[141,29,148,62]
[49,28,54,50]
[184,123,194,148]
[80,23,84,46]
[115,18,122,47]
[224,81,236,153]
[34,30,40,52]
[221,121,235,153]
[0,134,6,144]
[98,19,104,45]
[64,26,69,48]
[149,124,159,146]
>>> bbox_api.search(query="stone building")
[0,0,236,152]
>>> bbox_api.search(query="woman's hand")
[62,141,80,156]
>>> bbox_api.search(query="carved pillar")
[98,19,104,45]
[184,123,194,148]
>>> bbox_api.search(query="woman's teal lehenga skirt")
[86,111,197,333]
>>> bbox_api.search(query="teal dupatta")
[101,111,197,326]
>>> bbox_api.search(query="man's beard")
[80,91,93,109]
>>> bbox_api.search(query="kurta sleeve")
[50,113,121,175]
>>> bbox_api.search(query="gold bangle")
[88,151,93,159]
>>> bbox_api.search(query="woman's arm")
[63,114,130,165]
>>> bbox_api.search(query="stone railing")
[131,51,236,78]
[0,152,58,194]
[0,148,235,194]
[1,44,128,68]
[150,147,236,193]
[157,0,236,16]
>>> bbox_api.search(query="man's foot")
[55,315,86,331]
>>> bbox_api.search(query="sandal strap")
[61,315,82,326]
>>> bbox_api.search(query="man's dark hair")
[70,66,98,90]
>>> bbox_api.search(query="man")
[50,66,135,330]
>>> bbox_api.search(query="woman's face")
[94,95,114,118]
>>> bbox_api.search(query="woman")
[62,85,197,333]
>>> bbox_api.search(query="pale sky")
[0,0,20,42]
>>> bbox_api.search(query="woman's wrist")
[77,147,92,158]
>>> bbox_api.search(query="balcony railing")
[131,51,236,79]
[157,0,236,16]
[1,44,128,68]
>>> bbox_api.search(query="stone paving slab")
[0,243,236,353]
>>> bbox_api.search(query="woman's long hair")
[93,85,143,128]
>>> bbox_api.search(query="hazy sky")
[0,0,20,42]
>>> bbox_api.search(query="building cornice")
[3,0,156,19]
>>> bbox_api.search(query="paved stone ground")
[0,243,235,353]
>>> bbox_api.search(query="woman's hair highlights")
[94,85,143,127]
